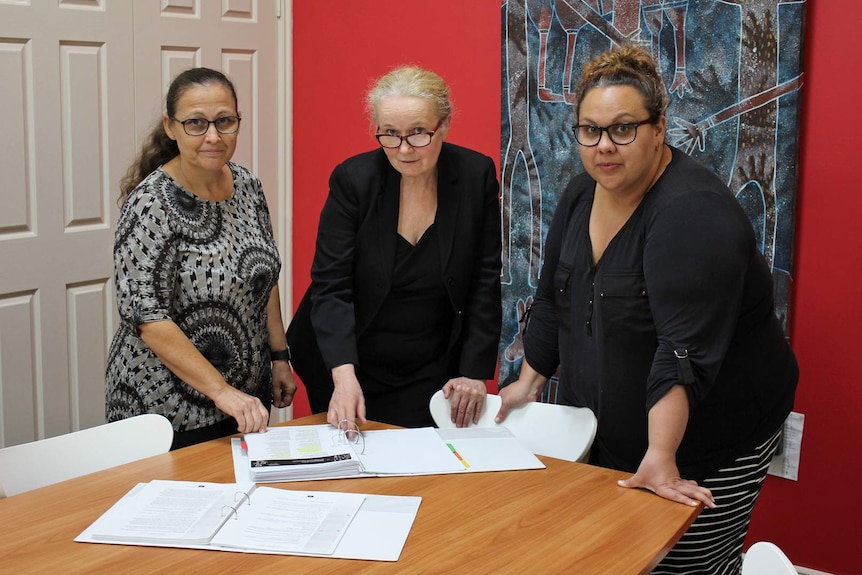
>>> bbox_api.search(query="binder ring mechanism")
[334,419,365,455]
[221,490,252,520]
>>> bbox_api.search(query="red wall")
[293,3,861,573]
[745,2,862,574]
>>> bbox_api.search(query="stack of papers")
[238,424,545,483]
[244,425,362,481]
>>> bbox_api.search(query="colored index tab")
[447,443,470,469]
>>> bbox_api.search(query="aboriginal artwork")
[499,0,805,393]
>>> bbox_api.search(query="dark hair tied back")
[118,67,238,204]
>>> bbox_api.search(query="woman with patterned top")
[106,67,296,450]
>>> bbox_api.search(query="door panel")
[0,2,134,445]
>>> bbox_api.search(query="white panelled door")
[0,1,135,446]
[0,0,279,447]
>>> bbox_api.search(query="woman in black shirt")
[496,47,798,574]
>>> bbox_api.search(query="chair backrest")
[0,414,173,498]
[742,542,798,575]
[429,390,597,462]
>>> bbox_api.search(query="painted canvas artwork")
[499,0,806,395]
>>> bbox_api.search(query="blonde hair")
[574,46,668,123]
[365,66,453,124]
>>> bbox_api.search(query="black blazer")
[293,143,502,396]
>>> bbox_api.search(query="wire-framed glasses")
[375,120,443,149]
[571,119,652,147]
[332,419,365,455]
[172,115,242,136]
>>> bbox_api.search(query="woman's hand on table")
[617,448,716,509]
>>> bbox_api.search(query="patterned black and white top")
[105,162,281,432]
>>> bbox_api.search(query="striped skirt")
[651,427,783,575]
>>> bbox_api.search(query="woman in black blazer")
[290,66,501,429]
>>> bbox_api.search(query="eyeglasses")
[172,115,241,136]
[571,119,653,147]
[375,120,443,149]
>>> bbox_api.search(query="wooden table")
[0,414,699,574]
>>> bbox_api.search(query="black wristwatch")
[270,347,291,363]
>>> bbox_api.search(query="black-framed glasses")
[172,115,241,136]
[375,120,443,149]
[571,119,653,147]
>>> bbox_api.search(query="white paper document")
[209,488,364,555]
[86,480,256,544]
[434,427,550,472]
[767,411,804,481]
[76,480,421,561]
[352,428,465,475]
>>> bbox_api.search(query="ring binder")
[221,489,252,520]
[334,419,365,454]
[76,480,421,560]
[239,424,546,482]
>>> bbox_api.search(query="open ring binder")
[334,419,365,454]
[77,480,410,558]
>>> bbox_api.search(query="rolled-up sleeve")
[643,189,752,410]
[114,190,176,328]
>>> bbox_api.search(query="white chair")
[742,541,798,575]
[0,414,173,498]
[429,390,597,462]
